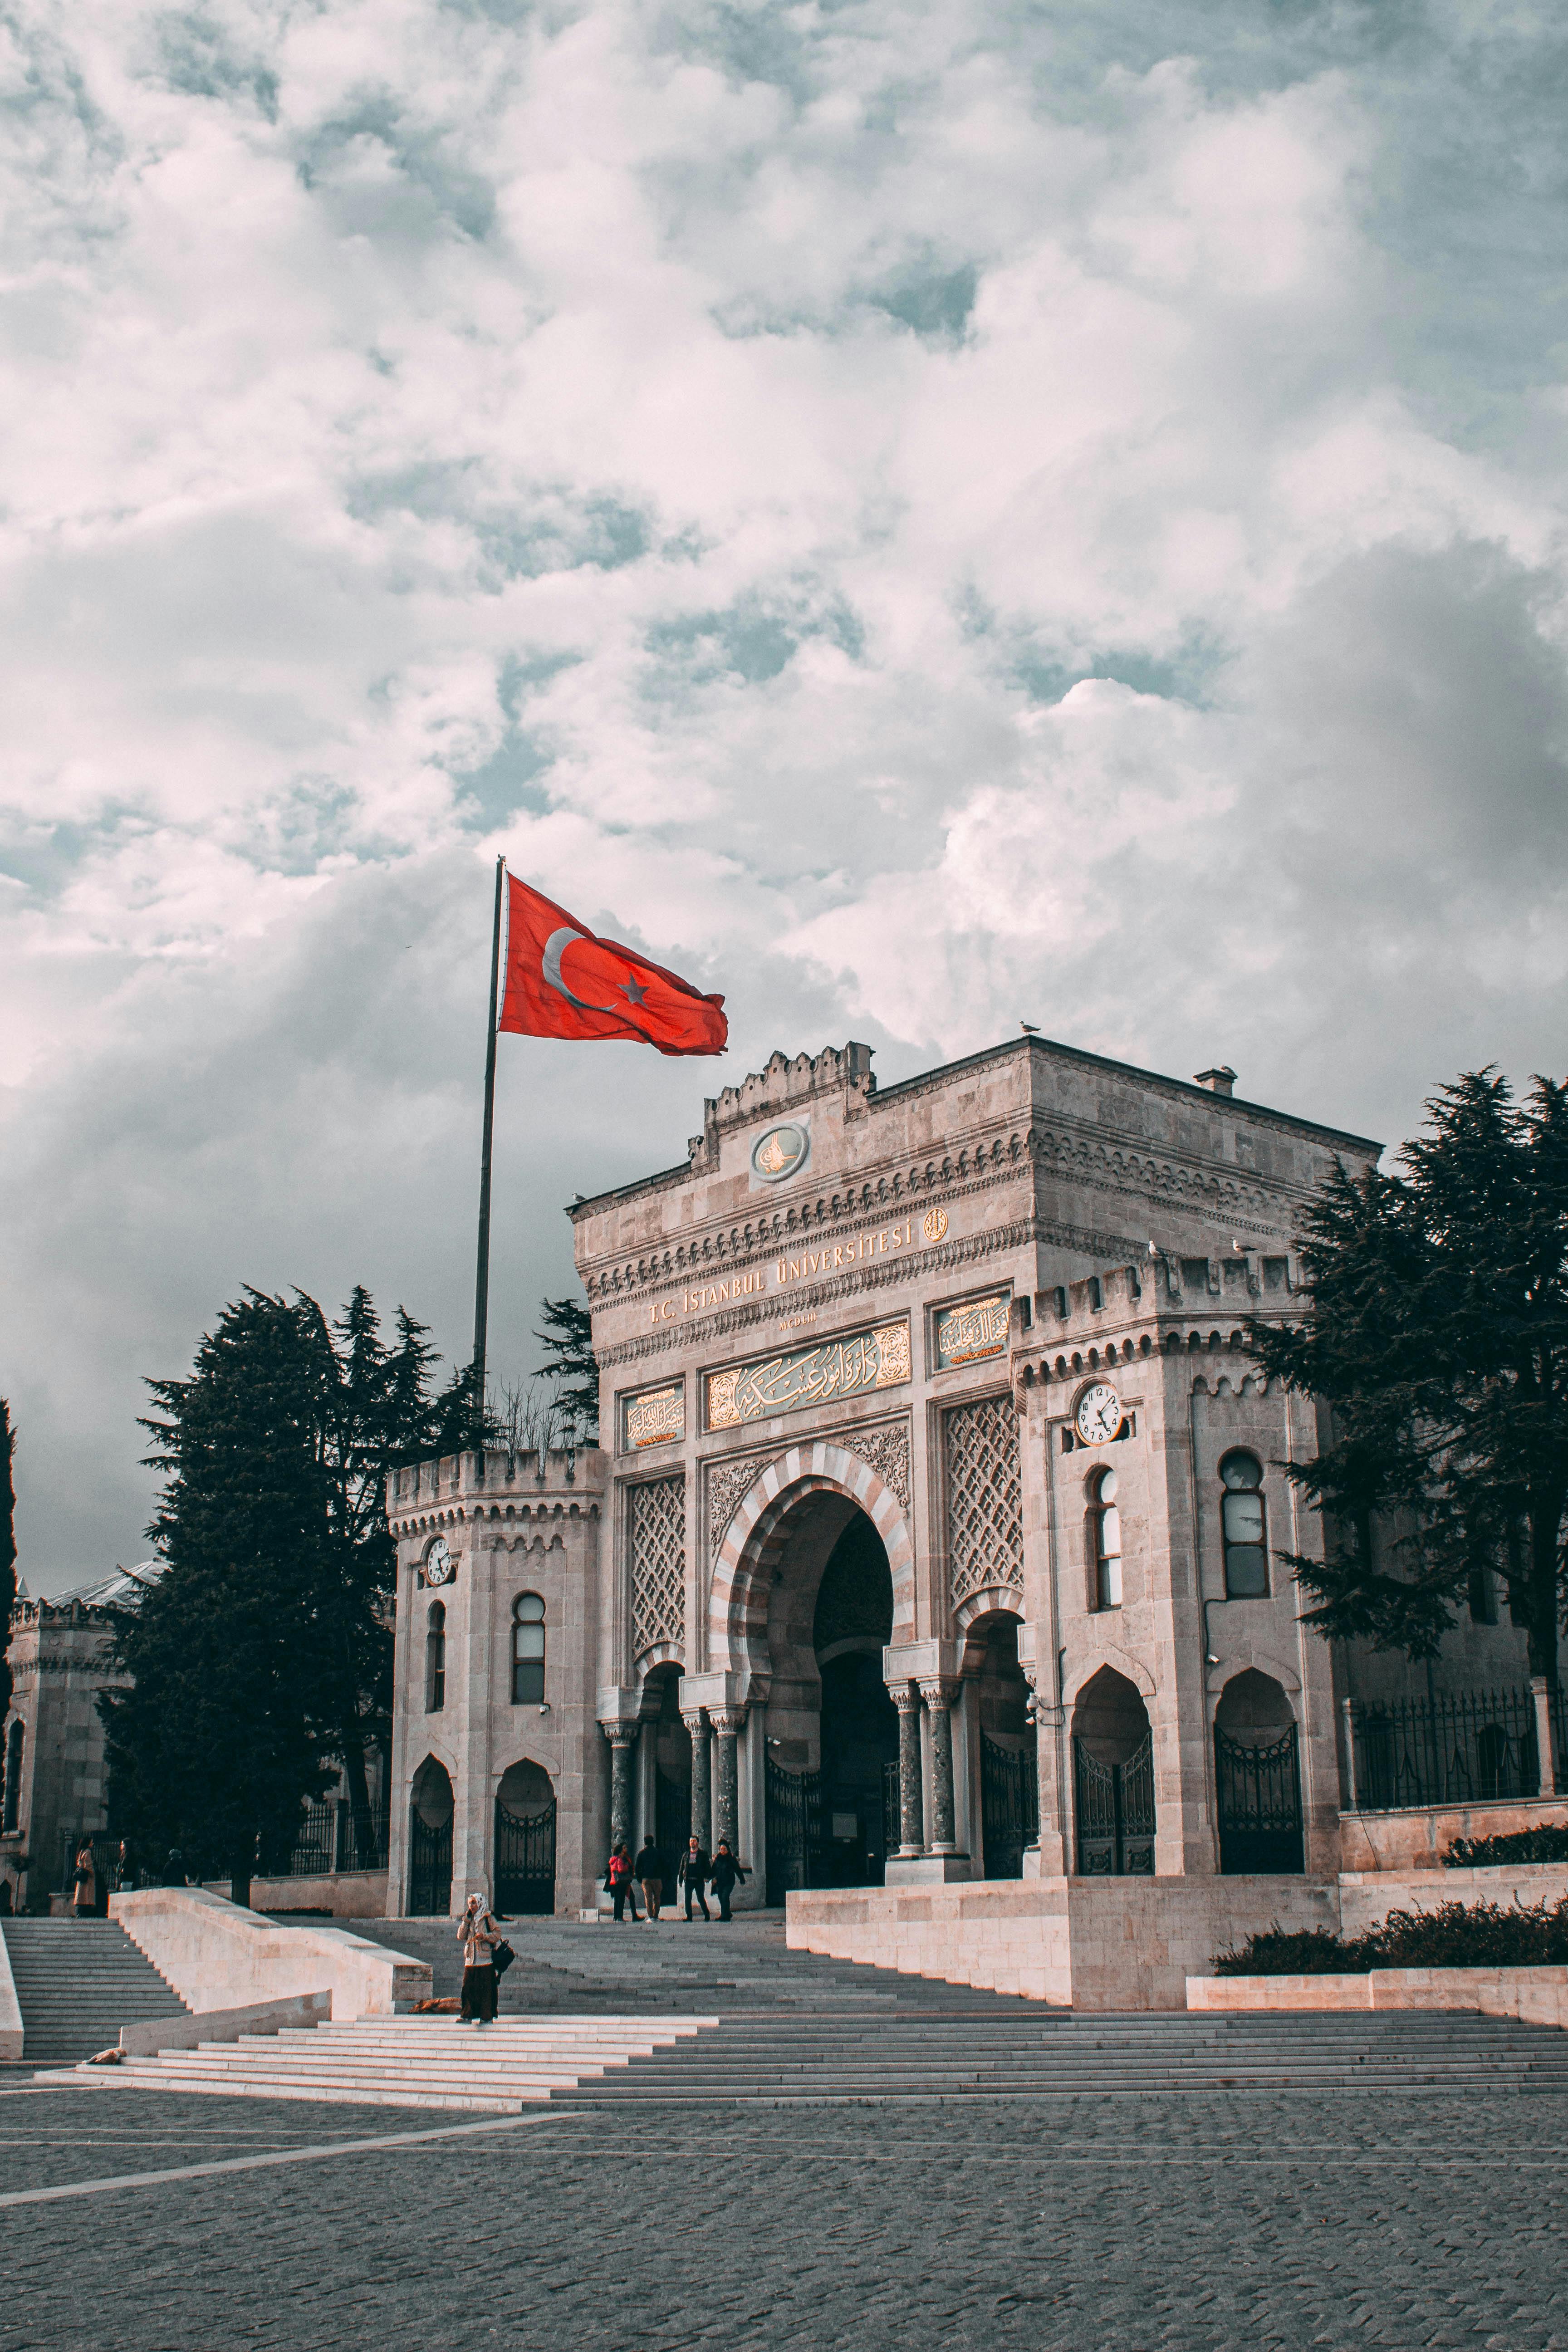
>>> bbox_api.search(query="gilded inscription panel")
[706,1320,911,1431]
[934,1290,1010,1370]
[621,1380,686,1451]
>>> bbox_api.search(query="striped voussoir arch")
[708,1441,916,1681]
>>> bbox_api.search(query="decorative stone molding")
[845,1421,911,1518]
[706,1452,777,1554]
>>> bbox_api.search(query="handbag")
[491,1938,515,1979]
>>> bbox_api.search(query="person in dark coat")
[633,1837,666,1922]
[676,1837,710,1921]
[707,1840,749,1921]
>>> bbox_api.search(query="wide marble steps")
[39,2016,716,2111]
[40,2007,1568,2108]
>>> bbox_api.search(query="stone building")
[385,1032,1539,1920]
[0,1565,161,1910]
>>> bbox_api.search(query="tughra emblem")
[751,1123,809,1183]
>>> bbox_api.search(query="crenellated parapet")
[386,1448,607,1543]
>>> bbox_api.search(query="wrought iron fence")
[280,1799,388,1879]
[1344,1685,1543,1813]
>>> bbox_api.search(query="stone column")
[920,1679,960,1855]
[1532,1676,1558,1799]
[710,1708,745,1851]
[683,1709,711,1849]
[890,1683,924,1856]
[603,1724,637,1853]
[1021,1672,1068,1877]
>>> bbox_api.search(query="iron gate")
[980,1735,1039,1879]
[765,1761,821,1906]
[1214,1725,1303,1874]
[408,1811,452,1916]
[1073,1733,1156,1876]
[494,1798,556,1916]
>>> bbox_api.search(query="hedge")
[1445,1825,1568,1868]
[1212,1898,1568,1976]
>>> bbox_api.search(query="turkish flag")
[497,874,727,1057]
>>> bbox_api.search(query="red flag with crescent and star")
[496,873,727,1058]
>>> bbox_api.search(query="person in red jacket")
[606,1841,640,1921]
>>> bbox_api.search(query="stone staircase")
[345,1914,1053,2015]
[44,2007,1568,2107]
[43,2016,716,2110]
[551,2009,1568,2102]
[2,1920,190,2064]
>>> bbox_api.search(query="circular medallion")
[751,1123,809,1183]
[922,1206,948,1243]
[422,1537,455,1587]
[1074,1382,1122,1446]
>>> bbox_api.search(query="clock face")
[423,1538,454,1587]
[1075,1382,1122,1446]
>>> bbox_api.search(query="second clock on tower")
[1074,1381,1123,1446]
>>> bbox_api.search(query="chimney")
[1194,1066,1236,1098]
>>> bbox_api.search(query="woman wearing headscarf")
[456,1891,500,2024]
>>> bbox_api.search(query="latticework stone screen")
[629,1474,686,1660]
[945,1394,1023,1608]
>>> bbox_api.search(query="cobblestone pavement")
[3,2081,1567,2351]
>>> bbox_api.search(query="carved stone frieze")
[844,1421,911,1518]
[706,1452,778,1554]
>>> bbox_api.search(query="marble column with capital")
[710,1708,745,1851]
[890,1682,925,1856]
[603,1723,637,1855]
[683,1709,711,1849]
[919,1679,960,1855]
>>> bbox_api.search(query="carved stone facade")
[387,1031,1536,1920]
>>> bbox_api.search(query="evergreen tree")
[105,1285,468,1900]
[105,1292,339,1904]
[1250,1070,1568,1685]
[0,1400,15,1729]
[533,1297,599,1444]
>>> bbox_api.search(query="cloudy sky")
[4,0,1566,1589]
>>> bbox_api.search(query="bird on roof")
[1019,1022,1039,1036]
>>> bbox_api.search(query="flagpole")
[470,856,505,1449]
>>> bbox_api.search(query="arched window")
[3,1718,22,1833]
[512,1594,546,1705]
[425,1602,446,1714]
[1090,1468,1122,1610]
[1220,1451,1268,1596]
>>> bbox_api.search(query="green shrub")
[1212,1897,1568,1976]
[1212,1926,1359,1977]
[1445,1826,1568,1868]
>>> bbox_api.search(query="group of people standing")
[606,1836,748,1923]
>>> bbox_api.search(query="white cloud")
[3,0,1567,1580]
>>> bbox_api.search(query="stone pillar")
[710,1709,745,1851]
[684,1709,711,1849]
[1021,1673,1068,1877]
[1532,1676,1558,1799]
[920,1679,959,1855]
[603,1724,637,1853]
[890,1683,924,1856]
[1340,1697,1359,1812]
